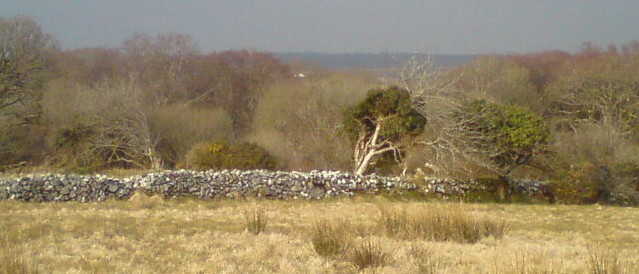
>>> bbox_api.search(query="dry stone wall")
[0,170,417,202]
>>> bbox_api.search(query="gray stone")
[108,184,119,193]
[309,186,325,199]
[60,187,71,195]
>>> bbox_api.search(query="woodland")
[2,15,639,205]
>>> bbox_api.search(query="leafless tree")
[0,16,57,164]
[551,76,639,136]
[81,78,163,169]
[122,32,198,107]
[0,15,57,117]
[398,55,499,178]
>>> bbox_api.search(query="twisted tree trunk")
[353,120,399,175]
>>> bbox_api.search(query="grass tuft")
[310,220,350,258]
[588,244,623,274]
[127,191,164,209]
[349,238,393,270]
[243,209,268,235]
[0,253,39,274]
[0,229,38,274]
[380,206,506,243]
[492,252,563,274]
[409,245,442,274]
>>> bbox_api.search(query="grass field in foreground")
[1,194,638,273]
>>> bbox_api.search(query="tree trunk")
[147,147,163,170]
[355,150,376,175]
[497,174,511,202]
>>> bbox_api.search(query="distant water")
[275,52,476,69]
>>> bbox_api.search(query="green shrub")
[186,142,279,170]
[454,100,550,173]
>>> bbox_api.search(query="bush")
[185,142,279,170]
[551,124,639,205]
[149,105,233,168]
[454,100,550,172]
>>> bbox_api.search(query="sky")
[2,0,639,54]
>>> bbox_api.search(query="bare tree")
[398,55,484,177]
[122,32,198,106]
[399,56,551,201]
[550,76,639,136]
[399,57,517,176]
[64,78,164,170]
[0,16,57,164]
[0,15,57,118]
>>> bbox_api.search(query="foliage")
[454,100,550,173]
[186,142,279,170]
[566,163,621,205]
[342,86,426,175]
[50,122,100,169]
[342,86,425,143]
[149,105,233,168]
[2,20,639,205]
[551,124,639,205]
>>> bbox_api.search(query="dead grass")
[0,255,40,274]
[0,199,638,273]
[349,238,393,269]
[0,229,40,274]
[243,208,268,235]
[588,243,625,274]
[310,219,351,258]
[380,205,506,243]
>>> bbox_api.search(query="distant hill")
[275,52,476,69]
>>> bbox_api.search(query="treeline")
[0,16,375,173]
[393,43,639,205]
[1,16,638,205]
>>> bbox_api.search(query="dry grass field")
[1,194,638,273]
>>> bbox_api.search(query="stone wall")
[0,170,417,202]
[422,176,554,201]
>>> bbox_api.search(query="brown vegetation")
[1,198,638,273]
[1,15,639,205]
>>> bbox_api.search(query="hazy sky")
[2,0,638,54]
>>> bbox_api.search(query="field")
[1,194,638,273]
